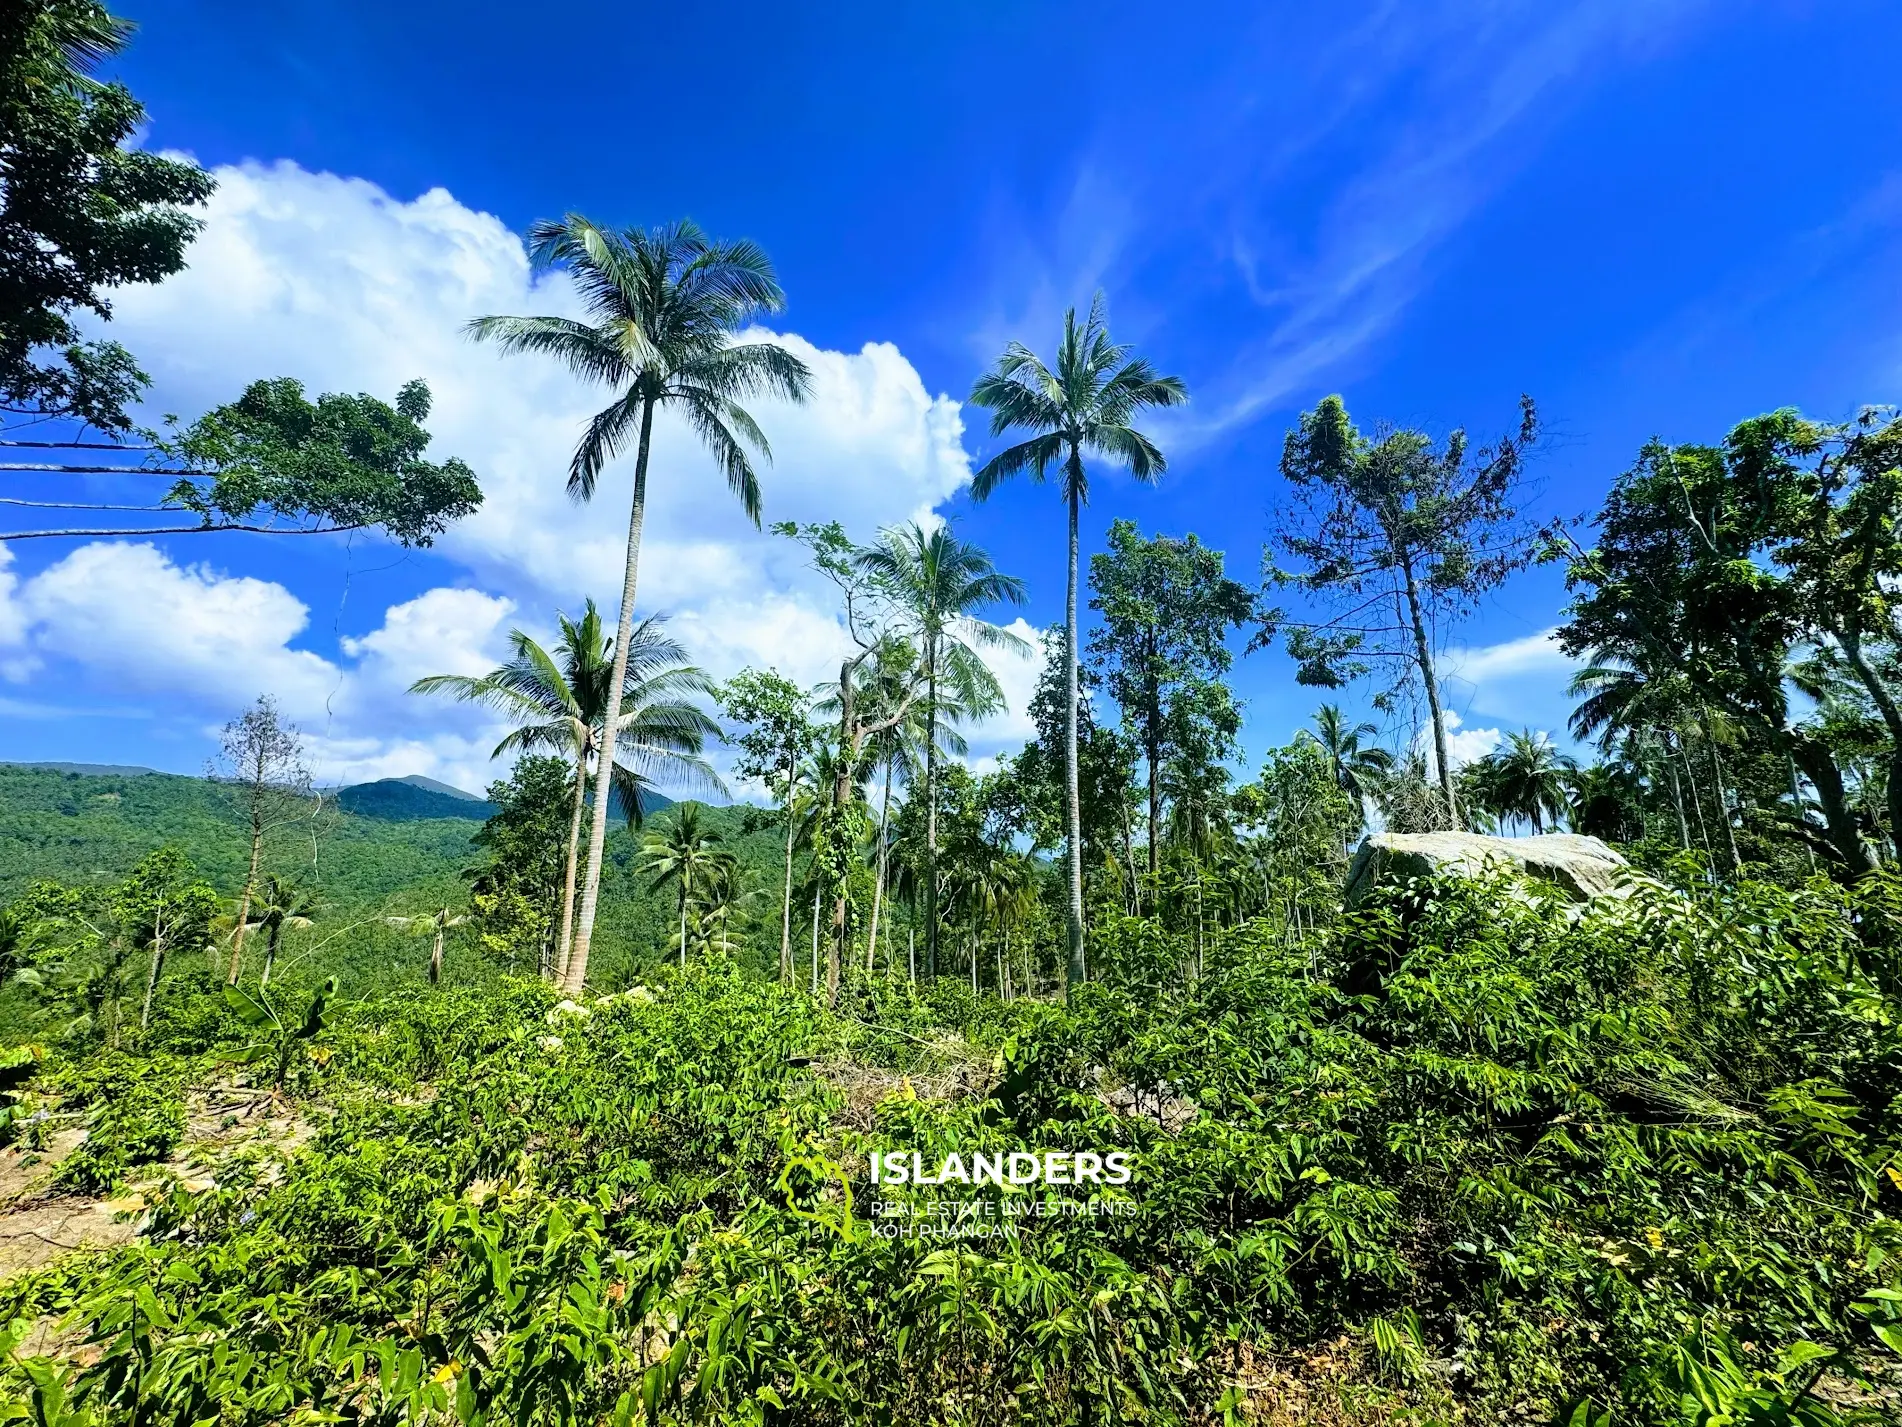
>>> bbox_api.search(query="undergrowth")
[2,869,1900,1425]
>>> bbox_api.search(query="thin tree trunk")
[430,923,444,985]
[1788,753,1817,872]
[924,649,940,979]
[1680,738,1714,862]
[679,864,691,969]
[555,747,587,983]
[1663,739,1691,850]
[811,884,821,995]
[1062,479,1087,991]
[780,749,797,984]
[1400,555,1458,829]
[140,904,165,1032]
[869,758,892,974]
[1697,707,1743,874]
[1146,702,1161,882]
[227,814,264,984]
[1838,627,1902,857]
[908,928,915,984]
[262,921,281,987]
[564,397,654,995]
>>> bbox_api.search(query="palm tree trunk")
[868,757,893,975]
[908,928,915,983]
[1062,480,1087,990]
[1400,554,1458,829]
[565,397,654,995]
[810,884,821,995]
[1663,738,1690,850]
[262,921,282,987]
[1680,737,1714,861]
[430,923,444,985]
[679,866,690,969]
[924,650,942,978]
[555,747,587,983]
[227,815,264,984]
[1837,626,1902,859]
[780,749,797,984]
[140,903,165,1032]
[1697,707,1743,874]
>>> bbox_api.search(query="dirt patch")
[0,1083,321,1283]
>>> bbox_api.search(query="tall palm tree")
[1473,729,1576,834]
[856,522,1027,978]
[469,216,811,994]
[641,804,726,970]
[411,603,721,982]
[1310,704,1393,853]
[968,296,1186,990]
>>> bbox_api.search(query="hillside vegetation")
[2,867,1899,1425]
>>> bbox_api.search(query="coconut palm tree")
[1310,704,1393,853]
[469,216,811,994]
[968,296,1186,990]
[856,522,1026,978]
[411,603,721,983]
[244,875,318,987]
[386,905,470,985]
[1473,729,1576,834]
[641,804,726,969]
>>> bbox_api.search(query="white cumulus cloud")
[27,160,1038,779]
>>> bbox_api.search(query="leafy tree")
[114,846,216,1030]
[1264,393,1544,827]
[720,668,816,983]
[468,755,574,976]
[777,520,928,1000]
[412,602,720,982]
[2,377,484,544]
[470,215,811,995]
[969,296,1187,989]
[1559,410,1902,875]
[857,520,1027,977]
[209,697,311,986]
[0,0,213,432]
[1088,518,1254,883]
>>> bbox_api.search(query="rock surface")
[1345,831,1631,905]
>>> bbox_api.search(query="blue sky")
[2,0,1898,792]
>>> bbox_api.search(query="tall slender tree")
[641,805,724,969]
[720,669,815,984]
[1265,394,1543,828]
[856,521,1027,980]
[209,697,311,985]
[969,296,1186,990]
[411,605,721,979]
[469,216,811,994]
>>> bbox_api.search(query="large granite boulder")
[1345,831,1631,906]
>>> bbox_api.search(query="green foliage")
[153,375,482,542]
[2,866,1896,1424]
[0,0,215,431]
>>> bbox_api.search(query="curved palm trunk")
[780,749,796,984]
[429,921,445,985]
[924,653,940,979]
[262,920,282,987]
[1062,480,1087,991]
[554,747,587,983]
[565,399,654,995]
